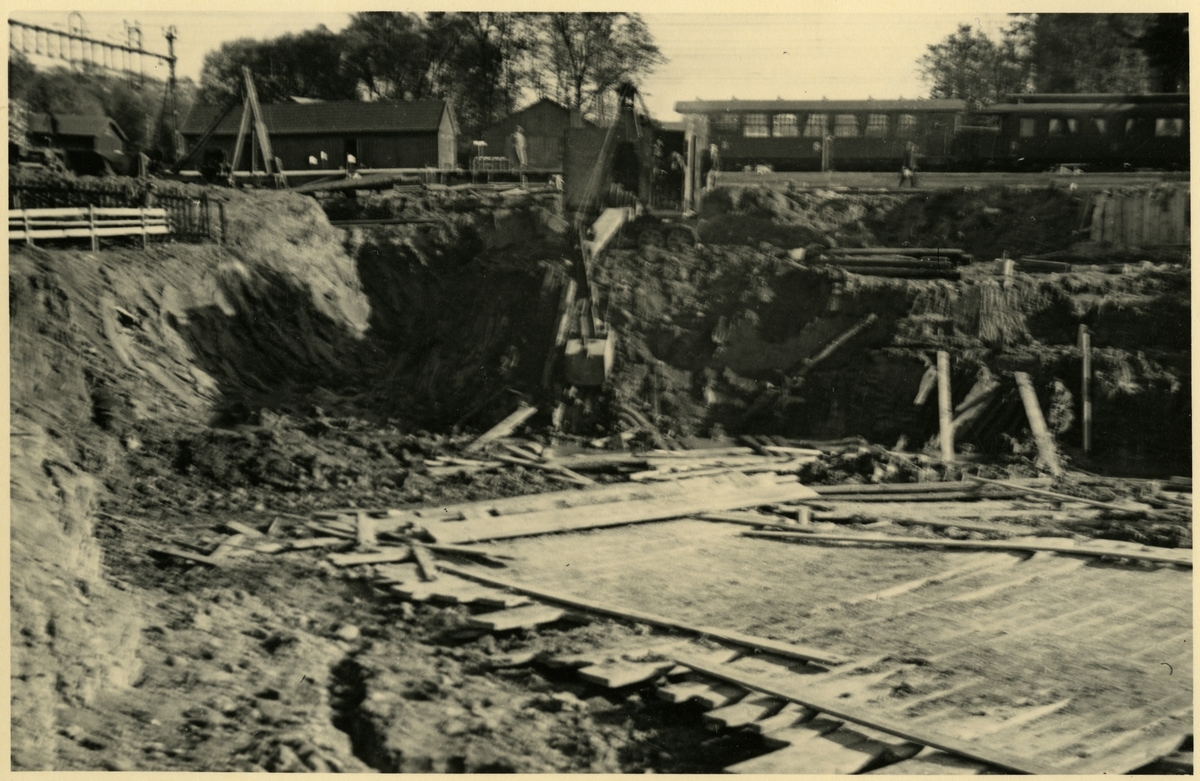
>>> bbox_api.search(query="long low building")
[180,99,458,173]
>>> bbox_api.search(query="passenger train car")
[673,94,1188,172]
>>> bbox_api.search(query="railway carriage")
[674,99,967,172]
[674,94,1188,173]
[970,94,1189,171]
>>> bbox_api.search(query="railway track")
[716,170,1189,192]
[371,517,1191,774]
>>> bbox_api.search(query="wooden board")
[439,563,850,666]
[747,702,814,734]
[703,695,786,731]
[328,547,412,567]
[578,659,677,688]
[429,473,819,544]
[466,604,567,631]
[865,747,992,775]
[743,530,1192,566]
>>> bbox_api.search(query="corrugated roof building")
[180,99,458,171]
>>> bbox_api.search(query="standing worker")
[899,141,919,187]
[508,124,528,185]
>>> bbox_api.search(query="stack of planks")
[808,247,971,279]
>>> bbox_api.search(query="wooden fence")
[9,185,219,242]
[1089,188,1189,247]
[10,206,169,250]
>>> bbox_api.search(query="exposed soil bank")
[9,179,1189,769]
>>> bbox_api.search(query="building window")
[896,114,917,138]
[833,114,860,137]
[802,113,828,138]
[714,113,739,132]
[1090,117,1107,135]
[1019,117,1038,137]
[773,113,799,137]
[864,114,889,138]
[743,113,769,137]
[1156,118,1184,137]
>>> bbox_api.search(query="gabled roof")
[27,113,128,141]
[180,99,453,136]
[675,99,967,113]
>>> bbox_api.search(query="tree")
[198,26,358,105]
[1134,13,1188,92]
[918,23,1029,109]
[536,13,665,122]
[1018,14,1152,93]
[443,13,536,139]
[341,12,469,100]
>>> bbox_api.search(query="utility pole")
[164,26,178,161]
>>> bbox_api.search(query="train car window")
[1090,117,1107,135]
[865,114,889,138]
[1155,118,1184,137]
[896,114,917,138]
[802,114,828,138]
[714,113,739,132]
[1048,118,1079,136]
[743,113,770,137]
[1019,118,1038,137]
[1125,117,1152,136]
[773,114,799,137]
[833,114,860,137]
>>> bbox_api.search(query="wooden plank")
[747,702,815,734]
[695,511,811,531]
[288,536,349,550]
[758,713,846,748]
[465,403,537,452]
[743,530,1192,566]
[411,544,438,581]
[466,604,566,632]
[866,747,992,774]
[735,730,893,774]
[148,545,222,567]
[1013,371,1062,476]
[327,547,412,567]
[703,695,786,731]
[837,552,1013,606]
[676,654,1052,774]
[355,511,377,549]
[579,659,678,688]
[967,475,1173,515]
[209,533,248,561]
[937,351,954,462]
[224,521,264,537]
[437,563,851,666]
[428,473,819,543]
[376,478,699,532]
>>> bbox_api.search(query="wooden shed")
[481,98,594,170]
[27,113,130,175]
[180,99,458,171]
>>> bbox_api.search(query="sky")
[3,10,1038,121]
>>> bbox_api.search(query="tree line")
[919,13,1189,110]
[196,12,665,139]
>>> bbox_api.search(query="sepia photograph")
[8,8,1192,773]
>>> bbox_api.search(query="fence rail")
[10,206,169,250]
[9,184,218,242]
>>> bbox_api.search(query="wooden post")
[1013,371,1062,476]
[936,351,954,462]
[23,211,33,247]
[88,203,98,252]
[218,201,226,245]
[140,207,148,249]
[1079,325,1091,455]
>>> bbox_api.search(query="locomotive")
[673,93,1189,173]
